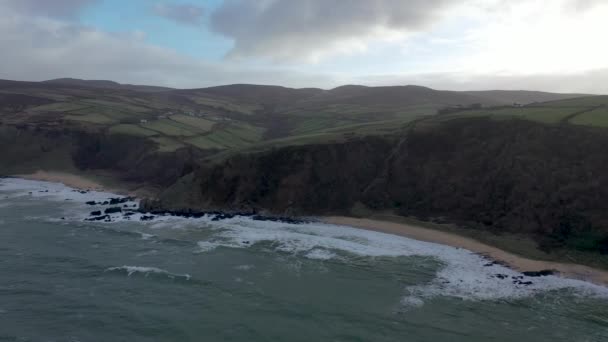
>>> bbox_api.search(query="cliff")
[150,118,608,253]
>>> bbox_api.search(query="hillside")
[0,78,591,156]
[2,78,608,264]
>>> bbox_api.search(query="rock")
[109,197,135,205]
[495,274,508,280]
[104,207,122,214]
[90,210,102,216]
[86,215,110,221]
[522,270,555,277]
[85,201,97,205]
[140,215,155,221]
[102,201,109,205]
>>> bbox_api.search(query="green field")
[169,115,215,132]
[4,80,608,157]
[143,119,199,137]
[151,136,186,152]
[570,107,608,127]
[28,102,91,113]
[64,113,115,124]
[109,124,159,137]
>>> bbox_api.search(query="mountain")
[42,78,173,92]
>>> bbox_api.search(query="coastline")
[323,216,608,286]
[15,171,106,191]
[13,170,141,197]
[7,172,608,286]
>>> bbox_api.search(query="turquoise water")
[0,178,607,341]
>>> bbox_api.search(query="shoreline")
[15,171,106,191]
[6,173,608,286]
[13,170,137,196]
[323,216,608,286]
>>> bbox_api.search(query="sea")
[0,178,607,341]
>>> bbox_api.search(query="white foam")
[190,217,608,303]
[105,265,191,280]
[196,240,220,252]
[305,248,338,260]
[234,264,255,271]
[0,178,136,205]
[137,232,155,240]
[400,296,425,309]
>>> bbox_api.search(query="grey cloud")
[3,0,97,18]
[153,3,205,26]
[0,12,333,88]
[210,0,453,61]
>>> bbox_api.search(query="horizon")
[1,1,608,93]
[3,77,604,95]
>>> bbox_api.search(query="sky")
[1,0,607,93]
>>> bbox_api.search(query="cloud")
[153,3,205,26]
[2,0,97,18]
[565,0,605,11]
[0,7,333,88]
[0,0,606,93]
[210,0,453,62]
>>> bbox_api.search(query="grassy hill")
[0,78,599,156]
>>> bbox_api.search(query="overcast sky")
[1,0,607,93]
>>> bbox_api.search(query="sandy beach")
[324,216,608,286]
[15,171,107,192]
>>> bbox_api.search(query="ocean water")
[1,178,607,341]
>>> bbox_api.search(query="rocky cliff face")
[153,118,608,253]
[150,136,395,214]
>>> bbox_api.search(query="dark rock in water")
[90,210,102,216]
[124,212,135,217]
[495,274,508,280]
[79,191,88,194]
[251,215,306,224]
[86,215,110,221]
[109,197,135,205]
[484,261,498,267]
[85,201,97,206]
[102,201,109,205]
[61,217,65,220]
[522,270,555,277]
[140,215,155,221]
[514,280,534,286]
[104,207,122,214]
[242,241,250,244]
